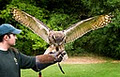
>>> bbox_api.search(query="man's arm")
[34,51,66,71]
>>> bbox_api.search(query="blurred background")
[0,0,120,59]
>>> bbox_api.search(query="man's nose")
[15,36,17,39]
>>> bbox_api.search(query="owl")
[11,8,112,61]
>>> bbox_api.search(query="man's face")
[7,34,17,46]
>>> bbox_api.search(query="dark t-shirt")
[0,49,37,77]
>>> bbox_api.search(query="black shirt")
[0,49,37,77]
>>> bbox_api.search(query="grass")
[22,62,120,77]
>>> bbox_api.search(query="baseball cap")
[0,24,22,36]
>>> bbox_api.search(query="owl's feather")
[12,8,50,43]
[64,14,112,43]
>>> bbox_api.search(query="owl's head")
[48,31,66,46]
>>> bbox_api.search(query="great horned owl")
[12,8,112,60]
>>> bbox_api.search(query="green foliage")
[0,0,120,59]
[47,13,70,30]
[0,0,49,55]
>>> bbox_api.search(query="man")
[0,24,65,77]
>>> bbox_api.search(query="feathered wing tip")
[11,8,50,43]
[64,14,113,43]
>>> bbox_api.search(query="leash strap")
[39,72,42,77]
[58,62,65,74]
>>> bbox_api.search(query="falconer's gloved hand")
[35,51,66,71]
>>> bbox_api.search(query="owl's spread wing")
[64,14,112,43]
[12,8,50,43]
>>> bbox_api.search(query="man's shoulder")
[8,47,20,59]
[9,47,19,53]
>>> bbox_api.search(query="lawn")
[21,62,120,77]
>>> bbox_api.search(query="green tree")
[0,0,120,59]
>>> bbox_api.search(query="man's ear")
[3,35,10,41]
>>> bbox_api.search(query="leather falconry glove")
[35,50,66,71]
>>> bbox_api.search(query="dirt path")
[62,56,109,64]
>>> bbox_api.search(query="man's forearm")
[36,62,54,71]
